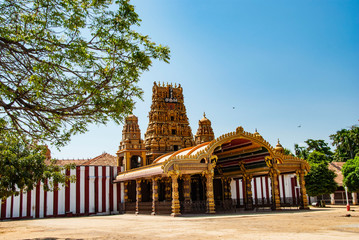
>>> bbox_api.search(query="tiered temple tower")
[144,82,195,164]
[117,115,147,171]
[195,113,215,145]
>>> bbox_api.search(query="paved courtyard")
[0,205,358,240]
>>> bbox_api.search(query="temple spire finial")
[203,112,206,118]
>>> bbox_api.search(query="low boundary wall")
[0,166,121,220]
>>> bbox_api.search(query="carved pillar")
[205,172,216,214]
[352,192,358,205]
[244,175,254,210]
[183,175,192,213]
[227,178,232,199]
[170,172,181,216]
[124,181,128,203]
[265,157,281,210]
[151,178,158,215]
[269,169,281,210]
[297,169,309,209]
[135,179,142,215]
[124,181,128,213]
[223,178,228,200]
[165,178,172,201]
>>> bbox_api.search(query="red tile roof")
[328,162,345,186]
[47,152,118,167]
[82,153,117,166]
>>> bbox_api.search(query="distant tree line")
[288,125,359,199]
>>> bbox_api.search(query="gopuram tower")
[144,82,195,164]
[117,115,146,171]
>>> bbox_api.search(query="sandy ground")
[0,205,359,240]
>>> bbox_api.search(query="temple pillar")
[183,175,192,213]
[352,192,358,205]
[205,172,216,214]
[244,175,254,210]
[124,181,128,203]
[165,178,172,202]
[124,181,128,213]
[223,178,228,200]
[297,169,309,209]
[269,169,281,210]
[170,172,181,216]
[227,178,232,200]
[135,179,142,215]
[151,178,158,215]
[330,193,335,205]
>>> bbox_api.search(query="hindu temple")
[115,82,310,216]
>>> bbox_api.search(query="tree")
[0,131,74,199]
[0,0,169,198]
[294,143,309,160]
[0,0,170,147]
[307,151,331,165]
[342,156,359,193]
[330,126,359,161]
[294,139,333,161]
[304,162,337,197]
[305,139,333,159]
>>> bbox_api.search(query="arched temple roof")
[115,126,309,182]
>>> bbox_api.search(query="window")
[172,129,176,135]
[173,145,179,151]
[171,116,174,121]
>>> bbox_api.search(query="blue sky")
[51,0,359,159]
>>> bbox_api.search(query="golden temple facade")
[115,82,310,216]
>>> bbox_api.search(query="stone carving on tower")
[144,82,195,164]
[195,113,215,145]
[117,114,146,171]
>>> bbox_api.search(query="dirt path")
[1,205,358,240]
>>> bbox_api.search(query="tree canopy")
[0,0,170,147]
[342,156,359,193]
[295,139,336,198]
[304,162,337,197]
[307,151,331,165]
[330,125,359,161]
[305,139,333,158]
[0,0,169,198]
[294,139,333,161]
[0,131,75,199]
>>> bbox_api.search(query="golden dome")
[275,139,284,153]
[254,128,262,138]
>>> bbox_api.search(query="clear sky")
[51,0,359,160]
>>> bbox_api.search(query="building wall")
[0,166,121,220]
[230,174,299,202]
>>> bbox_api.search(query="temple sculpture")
[115,82,310,216]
